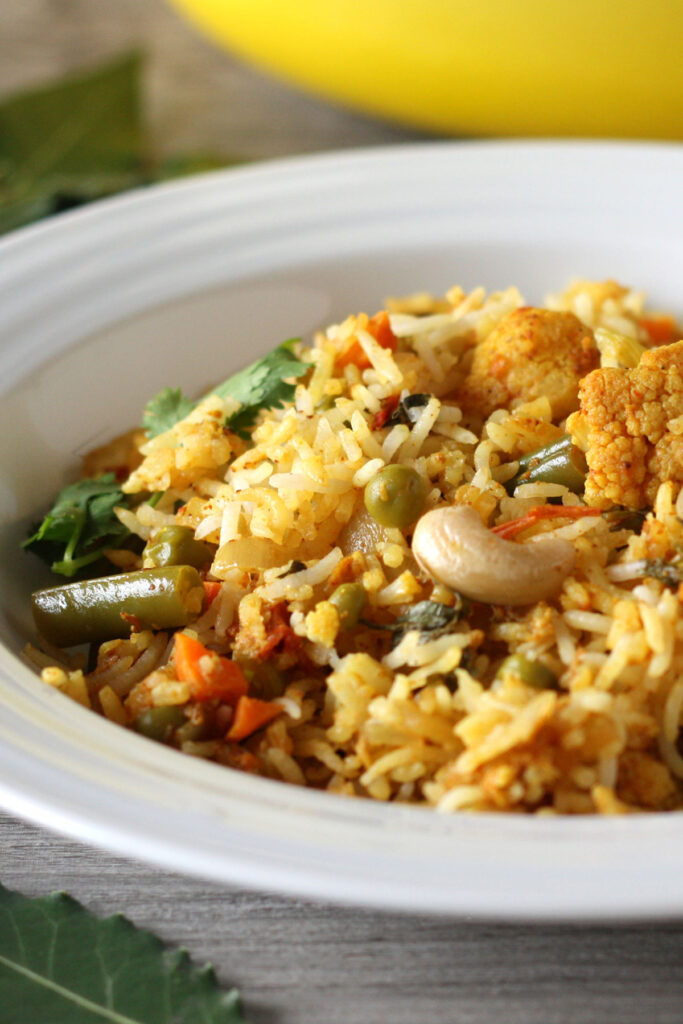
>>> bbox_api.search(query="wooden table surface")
[2,4,683,1023]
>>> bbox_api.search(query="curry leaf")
[0,885,247,1023]
[0,53,237,236]
[0,53,145,235]
[362,598,468,648]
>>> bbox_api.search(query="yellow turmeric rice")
[26,277,683,815]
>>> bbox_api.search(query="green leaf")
[142,343,309,441]
[362,598,469,648]
[142,387,197,440]
[215,343,309,439]
[0,884,247,1023]
[23,473,133,578]
[0,53,145,234]
[0,53,240,236]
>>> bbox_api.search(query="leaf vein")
[0,951,145,1024]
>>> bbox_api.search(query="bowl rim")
[2,138,683,922]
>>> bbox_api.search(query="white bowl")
[1,141,682,921]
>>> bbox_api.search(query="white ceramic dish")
[1,141,682,922]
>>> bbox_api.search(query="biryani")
[23,278,683,815]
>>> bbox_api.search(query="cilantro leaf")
[215,341,308,439]
[23,473,133,578]
[0,884,247,1023]
[142,342,309,442]
[142,386,196,439]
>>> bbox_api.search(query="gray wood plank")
[2,812,683,1024]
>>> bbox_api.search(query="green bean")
[329,582,366,629]
[175,713,211,743]
[496,653,558,690]
[143,525,213,569]
[516,435,574,471]
[134,705,186,743]
[506,436,587,495]
[32,565,206,647]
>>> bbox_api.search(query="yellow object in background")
[166,0,683,139]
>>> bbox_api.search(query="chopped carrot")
[257,602,301,661]
[226,695,282,741]
[174,632,248,704]
[203,581,222,607]
[640,315,679,345]
[371,393,400,430]
[492,505,601,541]
[336,310,398,369]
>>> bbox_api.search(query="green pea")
[176,714,210,744]
[134,705,186,743]
[329,582,367,629]
[143,525,213,570]
[363,465,427,529]
[497,653,558,690]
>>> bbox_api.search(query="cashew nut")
[411,504,575,605]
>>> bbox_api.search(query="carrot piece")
[492,505,600,541]
[203,581,222,607]
[371,393,400,430]
[368,310,398,350]
[174,632,248,703]
[226,695,282,741]
[640,315,679,345]
[336,310,398,369]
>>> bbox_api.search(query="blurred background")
[0,0,422,164]
[2,0,681,237]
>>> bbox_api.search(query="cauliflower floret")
[456,307,598,421]
[567,340,683,509]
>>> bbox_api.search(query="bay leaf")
[0,884,248,1023]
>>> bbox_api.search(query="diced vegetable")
[640,315,679,345]
[492,505,600,541]
[329,582,367,629]
[336,311,398,369]
[173,632,248,703]
[506,435,587,495]
[202,581,222,607]
[143,525,213,569]
[134,705,186,742]
[364,465,427,529]
[226,695,282,741]
[595,326,645,370]
[31,565,206,647]
[497,653,558,690]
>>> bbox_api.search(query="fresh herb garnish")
[362,597,468,648]
[142,342,309,441]
[387,393,433,427]
[23,473,132,578]
[0,884,246,1023]
[142,386,197,439]
[216,341,308,439]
